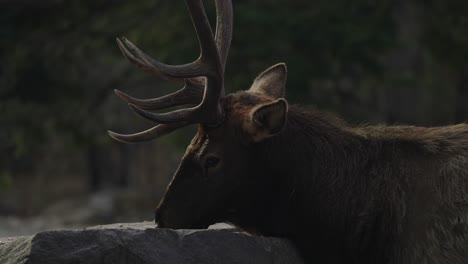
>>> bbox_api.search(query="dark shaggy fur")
[228,105,468,264]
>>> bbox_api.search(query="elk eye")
[205,156,220,169]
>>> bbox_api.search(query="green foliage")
[0,171,12,192]
[418,0,468,68]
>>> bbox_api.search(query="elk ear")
[249,63,287,99]
[245,99,288,142]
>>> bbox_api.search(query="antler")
[109,0,233,143]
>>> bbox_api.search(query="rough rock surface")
[0,222,304,264]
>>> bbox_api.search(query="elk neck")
[254,105,391,258]
[257,105,372,206]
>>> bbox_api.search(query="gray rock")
[0,222,304,264]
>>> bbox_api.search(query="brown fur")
[155,81,468,264]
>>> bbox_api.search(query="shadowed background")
[1,0,467,236]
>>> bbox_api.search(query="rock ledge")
[0,222,304,264]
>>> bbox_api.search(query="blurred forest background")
[1,0,467,236]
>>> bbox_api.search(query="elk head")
[109,0,289,230]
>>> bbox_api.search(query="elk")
[109,0,468,263]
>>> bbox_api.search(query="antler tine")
[128,103,211,125]
[186,1,222,71]
[119,37,215,79]
[214,0,233,75]
[114,80,204,110]
[108,123,189,144]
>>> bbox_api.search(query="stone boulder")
[0,222,304,264]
